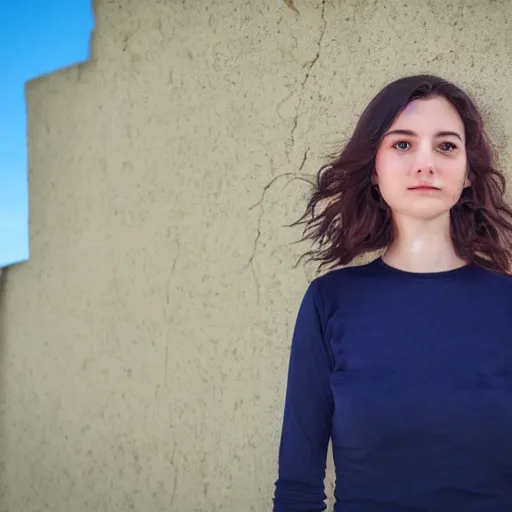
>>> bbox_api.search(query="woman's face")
[374,96,471,221]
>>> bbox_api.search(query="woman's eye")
[439,142,457,152]
[393,141,409,151]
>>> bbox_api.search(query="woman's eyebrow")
[435,131,463,141]
[382,129,462,141]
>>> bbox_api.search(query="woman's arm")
[273,278,334,512]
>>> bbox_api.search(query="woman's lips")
[408,186,441,193]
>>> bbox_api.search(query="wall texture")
[1,0,512,510]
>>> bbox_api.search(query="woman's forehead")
[392,97,464,131]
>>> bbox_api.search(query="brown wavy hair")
[294,74,512,275]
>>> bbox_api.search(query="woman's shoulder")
[476,264,512,290]
[309,258,379,305]
[313,258,380,288]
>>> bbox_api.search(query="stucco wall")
[1,0,512,510]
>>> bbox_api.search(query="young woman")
[272,75,512,511]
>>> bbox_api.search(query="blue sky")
[0,1,94,268]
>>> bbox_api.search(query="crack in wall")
[299,146,310,172]
[165,240,180,389]
[245,173,294,269]
[244,173,294,302]
[286,0,327,164]
[249,263,261,305]
[247,0,330,299]
[169,438,178,506]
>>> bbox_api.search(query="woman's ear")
[371,170,379,186]
[463,168,472,188]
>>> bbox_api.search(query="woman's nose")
[416,164,435,175]
[414,146,436,174]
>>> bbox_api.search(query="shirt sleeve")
[273,278,335,512]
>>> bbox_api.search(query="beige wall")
[1,0,512,510]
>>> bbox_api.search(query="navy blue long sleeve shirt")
[273,257,512,511]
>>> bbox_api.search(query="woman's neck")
[383,215,468,273]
